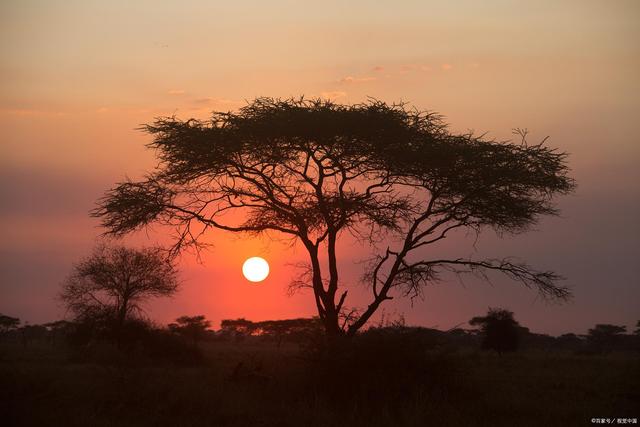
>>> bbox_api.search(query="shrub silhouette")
[586,324,627,353]
[169,315,212,346]
[470,308,521,354]
[0,314,19,334]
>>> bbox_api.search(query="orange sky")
[1,1,639,334]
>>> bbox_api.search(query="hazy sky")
[1,1,639,335]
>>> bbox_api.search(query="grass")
[1,340,638,427]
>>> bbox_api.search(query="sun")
[242,257,270,282]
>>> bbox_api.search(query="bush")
[64,317,202,365]
[470,308,521,354]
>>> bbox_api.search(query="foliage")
[218,317,322,345]
[168,315,212,346]
[0,314,20,333]
[219,318,256,340]
[586,324,627,353]
[59,244,179,338]
[58,244,180,351]
[555,333,585,351]
[93,98,575,336]
[470,308,522,354]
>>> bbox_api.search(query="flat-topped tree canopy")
[93,97,575,336]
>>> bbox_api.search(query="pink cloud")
[339,76,377,84]
[441,63,453,71]
[320,91,347,100]
[372,66,384,72]
[399,64,431,74]
[192,97,239,106]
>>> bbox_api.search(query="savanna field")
[2,328,638,427]
[2,3,640,427]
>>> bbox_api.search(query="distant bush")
[168,315,212,347]
[217,317,323,346]
[0,314,20,334]
[470,308,522,354]
[64,317,202,365]
[586,324,627,354]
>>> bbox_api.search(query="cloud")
[441,63,453,71]
[192,97,239,106]
[193,97,213,104]
[186,97,243,115]
[399,64,431,73]
[372,66,384,72]
[339,76,377,84]
[320,91,347,100]
[167,89,186,95]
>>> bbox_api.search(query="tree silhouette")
[219,318,257,341]
[0,314,20,334]
[470,308,521,354]
[93,97,574,337]
[255,318,323,346]
[586,324,627,353]
[168,315,212,346]
[556,333,584,352]
[59,244,179,341]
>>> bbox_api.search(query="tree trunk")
[301,232,348,339]
[321,309,342,338]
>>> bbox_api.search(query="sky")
[1,1,639,335]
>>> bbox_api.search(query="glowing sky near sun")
[1,1,639,334]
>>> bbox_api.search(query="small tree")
[219,318,256,341]
[586,324,627,353]
[59,244,179,341]
[168,315,212,346]
[470,308,521,354]
[43,320,73,346]
[255,318,323,347]
[0,314,20,334]
[93,98,575,337]
[556,333,584,352]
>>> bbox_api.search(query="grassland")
[1,339,638,427]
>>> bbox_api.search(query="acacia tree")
[93,98,574,337]
[60,245,179,335]
[168,315,212,346]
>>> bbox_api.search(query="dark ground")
[1,338,638,427]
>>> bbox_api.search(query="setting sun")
[242,257,270,282]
